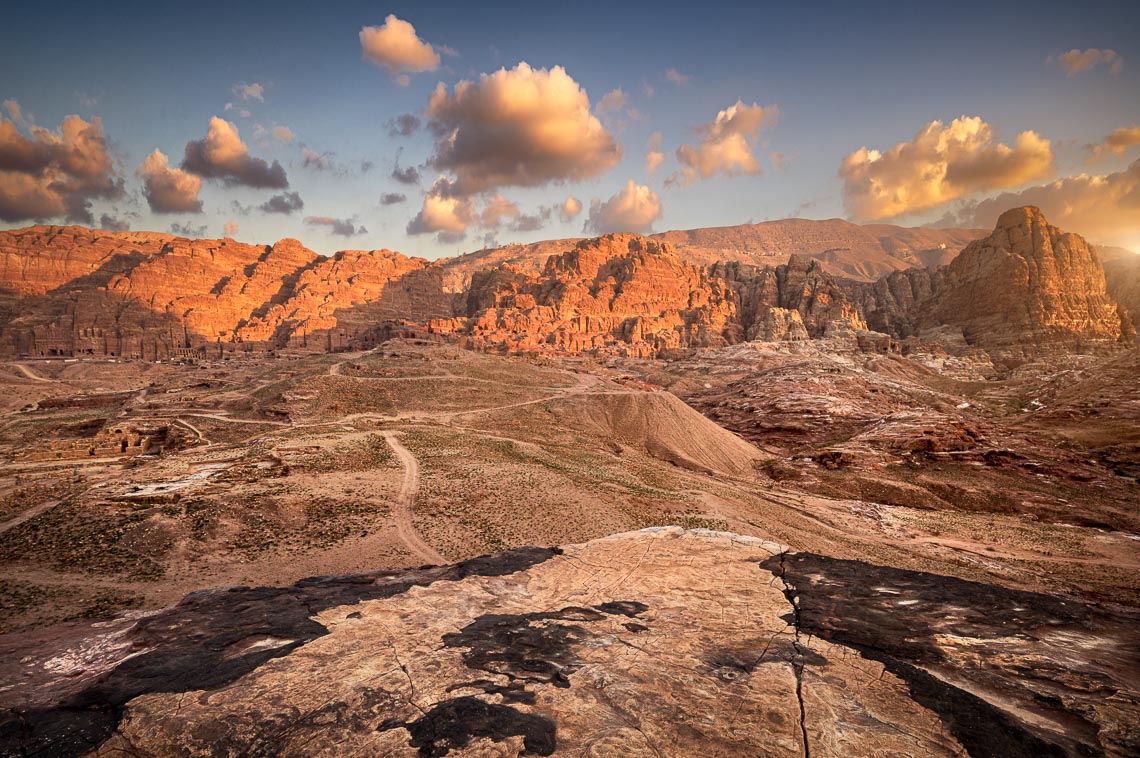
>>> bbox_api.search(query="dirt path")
[0,499,63,536]
[10,364,55,383]
[382,431,446,565]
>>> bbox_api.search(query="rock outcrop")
[1,528,1135,756]
[0,226,451,359]
[854,207,1132,367]
[430,236,866,357]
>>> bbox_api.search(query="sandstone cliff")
[0,226,452,359]
[853,207,1131,366]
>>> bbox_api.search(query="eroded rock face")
[431,236,865,357]
[854,207,1131,367]
[0,226,449,359]
[0,528,1135,757]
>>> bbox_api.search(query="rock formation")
[0,226,451,359]
[0,208,1128,366]
[1,528,1134,756]
[854,206,1132,366]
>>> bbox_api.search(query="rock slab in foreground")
[0,528,1137,757]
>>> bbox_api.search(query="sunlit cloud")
[0,110,123,223]
[674,101,777,185]
[232,82,264,102]
[595,87,628,115]
[223,220,239,236]
[946,159,1140,248]
[182,117,289,188]
[665,67,691,86]
[646,131,664,174]
[1048,48,1123,76]
[839,115,1054,221]
[585,180,662,234]
[1086,125,1140,162]
[138,149,203,213]
[272,126,293,144]
[424,62,622,196]
[559,196,582,222]
[360,15,444,86]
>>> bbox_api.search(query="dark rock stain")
[760,552,1137,758]
[379,600,652,757]
[0,546,561,758]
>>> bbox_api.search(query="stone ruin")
[17,422,178,462]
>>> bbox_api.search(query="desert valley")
[0,206,1137,755]
[2,2,1139,755]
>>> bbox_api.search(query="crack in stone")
[772,550,811,758]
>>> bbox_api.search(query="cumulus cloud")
[949,159,1140,248]
[1087,124,1140,162]
[406,181,475,238]
[1049,48,1123,76]
[2,100,22,122]
[182,117,288,189]
[273,126,293,144]
[224,220,239,236]
[386,114,421,138]
[585,180,662,234]
[360,15,443,86]
[479,193,520,229]
[138,149,203,213]
[596,87,628,115]
[646,131,664,174]
[559,195,582,222]
[673,101,778,185]
[511,207,551,233]
[665,68,691,86]
[258,191,304,214]
[305,215,367,237]
[380,192,407,205]
[839,115,1054,221]
[99,213,129,232]
[0,111,123,223]
[232,82,264,102]
[423,62,622,196]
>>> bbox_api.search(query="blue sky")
[1,0,1138,255]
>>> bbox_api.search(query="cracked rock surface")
[1,527,1137,756]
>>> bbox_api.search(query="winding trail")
[10,364,55,383]
[381,431,446,565]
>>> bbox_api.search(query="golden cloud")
[839,116,1054,221]
[956,159,1140,248]
[559,196,582,222]
[674,101,778,184]
[138,149,203,213]
[1050,48,1123,76]
[182,117,288,189]
[586,180,662,234]
[424,62,622,196]
[1087,125,1140,162]
[0,110,122,223]
[360,15,442,86]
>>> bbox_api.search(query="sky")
[1,0,1138,256]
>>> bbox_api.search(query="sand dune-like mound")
[544,391,763,477]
